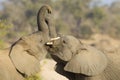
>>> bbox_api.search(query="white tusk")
[46,37,60,45]
[50,37,60,41]
[46,42,53,45]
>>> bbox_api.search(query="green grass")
[25,74,42,80]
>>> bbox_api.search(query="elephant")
[45,35,120,80]
[0,5,54,80]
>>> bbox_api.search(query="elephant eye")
[40,39,43,43]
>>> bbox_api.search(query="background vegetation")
[0,0,120,46]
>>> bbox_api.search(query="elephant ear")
[64,45,108,76]
[10,36,40,76]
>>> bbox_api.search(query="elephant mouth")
[45,36,61,53]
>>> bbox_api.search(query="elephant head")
[9,5,54,77]
[46,35,108,76]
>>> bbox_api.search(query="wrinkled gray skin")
[46,35,120,80]
[0,5,54,80]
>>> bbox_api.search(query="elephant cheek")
[56,51,72,62]
[36,45,48,60]
[63,49,73,61]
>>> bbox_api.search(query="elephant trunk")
[37,5,52,35]
[47,13,57,38]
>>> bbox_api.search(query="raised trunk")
[47,14,57,38]
[37,5,51,35]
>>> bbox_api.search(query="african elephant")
[46,35,120,80]
[0,5,54,80]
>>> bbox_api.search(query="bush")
[25,74,42,80]
[0,20,13,48]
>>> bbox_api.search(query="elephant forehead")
[17,34,47,60]
[24,37,46,52]
[22,32,43,44]
[65,36,80,53]
[65,36,79,45]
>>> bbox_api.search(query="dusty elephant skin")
[46,35,120,80]
[0,5,54,80]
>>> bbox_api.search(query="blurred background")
[0,0,120,80]
[0,0,120,50]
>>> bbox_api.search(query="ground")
[39,59,68,80]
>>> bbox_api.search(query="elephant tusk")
[50,37,60,41]
[46,37,60,45]
[46,42,53,45]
